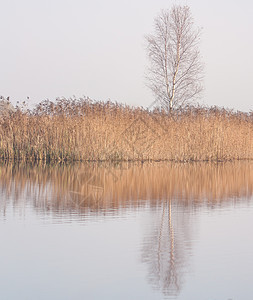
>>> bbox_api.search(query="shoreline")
[1,98,253,162]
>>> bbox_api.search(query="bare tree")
[145,5,204,111]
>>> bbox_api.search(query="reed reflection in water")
[1,161,253,299]
[1,161,253,214]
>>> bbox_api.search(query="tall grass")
[0,97,253,162]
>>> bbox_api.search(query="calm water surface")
[1,162,253,300]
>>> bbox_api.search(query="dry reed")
[1,97,253,162]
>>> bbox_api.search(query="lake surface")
[1,162,253,300]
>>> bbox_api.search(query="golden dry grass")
[0,98,253,162]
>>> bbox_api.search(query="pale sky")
[1,0,252,111]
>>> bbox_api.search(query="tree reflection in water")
[142,198,194,298]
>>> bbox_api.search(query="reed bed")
[0,97,253,162]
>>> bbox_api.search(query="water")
[1,162,253,300]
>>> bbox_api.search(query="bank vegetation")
[0,98,253,162]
